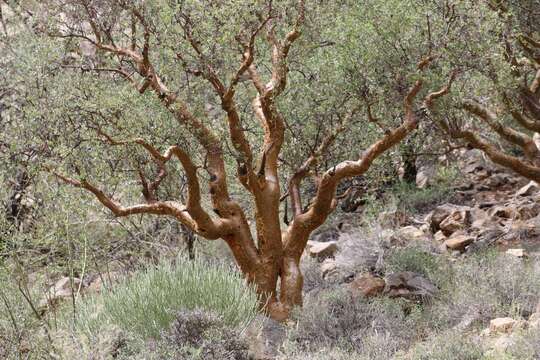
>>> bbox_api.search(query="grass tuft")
[76,256,260,339]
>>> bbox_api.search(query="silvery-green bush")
[78,257,259,339]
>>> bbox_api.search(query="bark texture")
[49,1,447,320]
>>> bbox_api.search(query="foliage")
[76,256,259,339]
[163,308,250,360]
[385,244,447,283]
[399,330,484,360]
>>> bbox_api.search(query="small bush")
[385,244,450,285]
[286,287,428,359]
[77,256,259,339]
[164,308,249,360]
[399,330,484,360]
[507,326,540,360]
[430,250,540,329]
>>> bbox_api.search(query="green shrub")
[385,244,449,284]
[77,257,260,339]
[430,250,540,329]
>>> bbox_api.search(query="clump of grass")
[163,308,250,360]
[507,326,540,359]
[398,330,484,360]
[286,287,428,359]
[77,256,260,339]
[385,244,449,284]
[430,250,540,329]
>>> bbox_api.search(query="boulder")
[489,205,519,220]
[516,181,539,197]
[505,248,527,258]
[444,233,475,251]
[245,315,286,360]
[320,259,338,278]
[384,271,437,300]
[489,318,518,334]
[394,226,426,242]
[378,209,409,229]
[307,241,338,260]
[516,201,540,220]
[529,313,540,329]
[434,230,446,242]
[462,149,490,174]
[311,227,340,243]
[38,276,82,312]
[484,173,516,188]
[429,204,472,235]
[349,274,386,298]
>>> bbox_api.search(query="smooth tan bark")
[51,1,444,320]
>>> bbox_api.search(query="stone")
[529,313,540,329]
[395,226,426,242]
[534,132,540,150]
[489,318,518,334]
[429,204,472,235]
[516,201,540,220]
[439,210,471,236]
[320,259,338,278]
[489,205,518,220]
[245,315,286,360]
[506,248,526,258]
[416,170,429,189]
[444,233,475,251]
[38,276,82,311]
[307,241,338,260]
[349,274,386,298]
[462,149,490,174]
[311,227,340,243]
[516,181,540,197]
[378,209,409,229]
[491,335,515,352]
[384,271,437,300]
[434,231,446,242]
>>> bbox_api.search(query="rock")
[416,170,429,189]
[38,276,82,312]
[307,241,338,260]
[506,248,527,258]
[470,208,493,230]
[349,274,386,298]
[484,173,516,188]
[245,315,285,360]
[462,149,490,174]
[491,334,515,352]
[320,259,338,278]
[534,132,540,150]
[489,205,518,220]
[439,210,471,236]
[444,233,475,251]
[394,226,426,242]
[434,230,446,242]
[378,209,409,229]
[429,204,472,235]
[311,227,340,243]
[85,271,121,293]
[529,313,540,329]
[489,318,518,334]
[384,271,437,300]
[516,181,539,197]
[516,201,540,220]
[467,227,505,253]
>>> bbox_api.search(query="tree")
[426,0,540,182]
[23,0,458,320]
